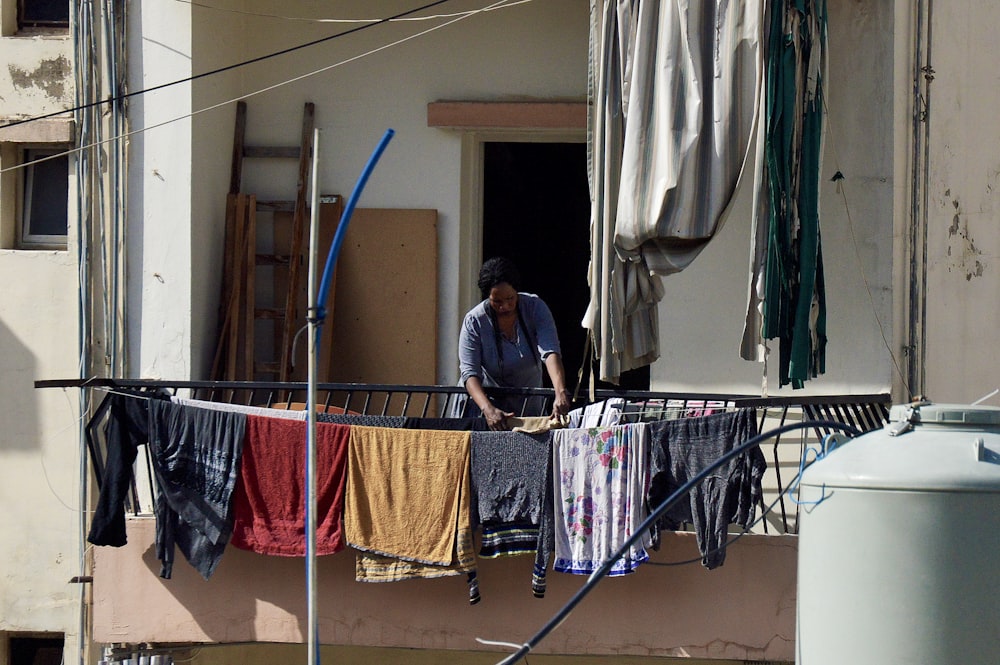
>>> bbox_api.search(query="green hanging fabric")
[760,0,828,389]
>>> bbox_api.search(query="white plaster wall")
[651,0,896,396]
[0,251,81,641]
[0,23,81,660]
[205,0,589,384]
[922,1,1000,404]
[190,1,246,377]
[127,0,195,379]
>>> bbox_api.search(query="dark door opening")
[482,141,649,392]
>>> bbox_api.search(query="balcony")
[44,379,889,663]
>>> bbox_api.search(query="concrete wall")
[127,0,195,379]
[921,1,1000,404]
[94,519,798,662]
[0,11,81,665]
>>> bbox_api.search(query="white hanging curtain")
[584,0,764,383]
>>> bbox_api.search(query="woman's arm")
[544,353,572,418]
[464,375,513,430]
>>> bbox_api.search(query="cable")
[490,419,863,665]
[821,97,911,400]
[0,0,456,132]
[0,0,518,177]
[172,0,532,24]
[645,431,845,567]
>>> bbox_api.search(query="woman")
[459,257,572,430]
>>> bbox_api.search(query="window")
[20,147,69,248]
[9,635,64,665]
[17,0,69,29]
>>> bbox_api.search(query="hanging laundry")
[470,430,554,598]
[88,393,154,547]
[344,426,476,597]
[171,396,309,420]
[402,416,489,431]
[551,424,651,576]
[148,400,246,580]
[741,0,828,388]
[567,397,626,429]
[509,414,568,434]
[229,417,349,556]
[646,409,765,569]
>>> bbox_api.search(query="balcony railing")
[37,378,892,536]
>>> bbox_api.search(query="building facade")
[2,0,998,663]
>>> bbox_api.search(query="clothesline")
[85,393,769,606]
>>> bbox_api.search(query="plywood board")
[325,207,438,387]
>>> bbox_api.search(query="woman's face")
[488,282,518,316]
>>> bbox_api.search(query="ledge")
[93,518,796,661]
[427,101,587,130]
[0,116,74,142]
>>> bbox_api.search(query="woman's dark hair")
[478,256,521,299]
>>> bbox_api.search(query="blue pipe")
[315,128,395,318]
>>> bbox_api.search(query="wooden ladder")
[212,100,315,384]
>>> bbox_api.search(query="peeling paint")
[7,56,71,99]
[945,199,986,281]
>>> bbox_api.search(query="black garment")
[88,394,153,547]
[148,400,246,579]
[646,409,765,569]
[402,416,489,431]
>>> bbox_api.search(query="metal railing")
[38,378,892,535]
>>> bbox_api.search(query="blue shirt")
[459,292,562,390]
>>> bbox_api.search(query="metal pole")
[306,127,321,665]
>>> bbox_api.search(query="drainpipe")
[906,0,933,398]
[73,2,96,663]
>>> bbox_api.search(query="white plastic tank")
[796,402,1000,664]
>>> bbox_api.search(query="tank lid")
[888,402,1000,427]
[801,402,1000,491]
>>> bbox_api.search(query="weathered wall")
[94,519,798,662]
[920,2,1000,404]
[0,17,81,665]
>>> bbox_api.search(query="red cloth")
[230,416,349,556]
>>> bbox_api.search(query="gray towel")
[470,430,554,596]
[647,409,764,569]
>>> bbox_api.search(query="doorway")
[481,141,649,392]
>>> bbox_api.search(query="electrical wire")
[644,431,845,567]
[0,0,519,177]
[0,0,527,133]
[172,0,532,24]
[488,419,863,665]
[821,97,911,400]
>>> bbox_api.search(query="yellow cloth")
[510,414,569,434]
[345,426,474,581]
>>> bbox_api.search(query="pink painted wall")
[94,519,796,661]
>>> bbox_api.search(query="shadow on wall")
[0,318,40,450]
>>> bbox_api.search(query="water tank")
[796,402,1000,664]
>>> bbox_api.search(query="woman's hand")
[483,404,514,431]
[552,389,572,420]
